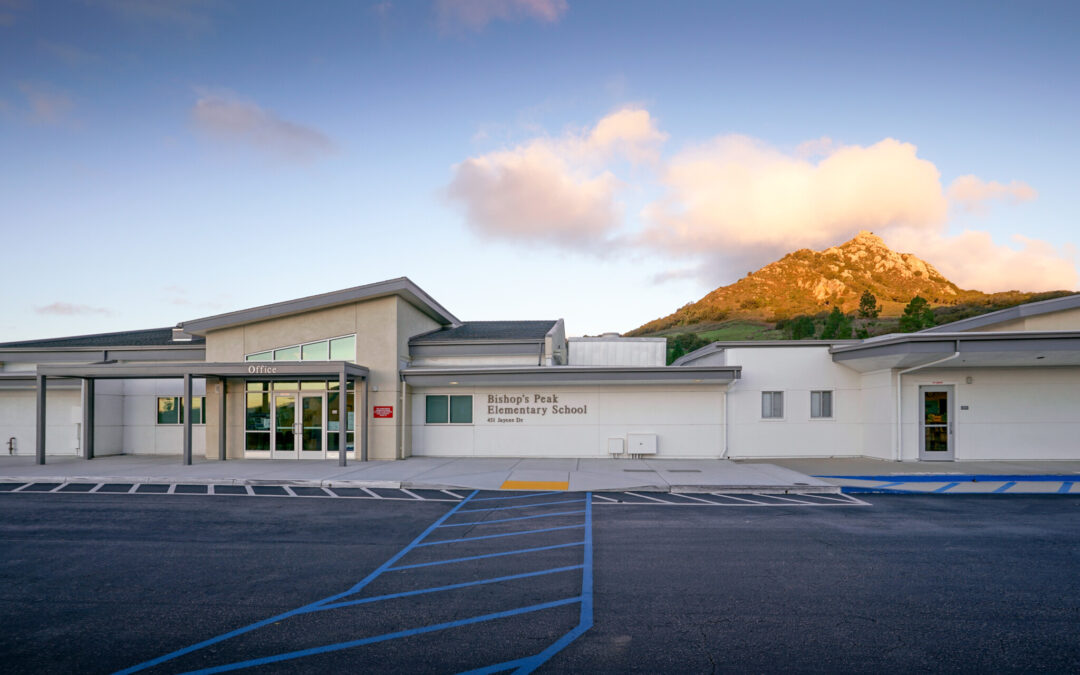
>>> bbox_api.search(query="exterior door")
[919,385,954,461]
[272,393,297,459]
[298,393,325,459]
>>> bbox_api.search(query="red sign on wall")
[373,406,394,418]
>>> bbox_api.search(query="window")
[811,390,833,419]
[245,334,357,363]
[761,391,784,419]
[425,395,473,424]
[157,396,206,425]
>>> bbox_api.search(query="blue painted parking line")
[994,481,1017,493]
[313,565,585,612]
[386,541,586,571]
[1059,482,1074,494]
[456,498,586,514]
[470,491,562,501]
[418,523,585,547]
[115,490,594,674]
[187,597,586,675]
[439,509,586,527]
[933,482,961,493]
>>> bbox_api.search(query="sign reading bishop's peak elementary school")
[486,393,589,424]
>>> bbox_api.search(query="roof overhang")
[36,361,370,381]
[402,365,741,387]
[0,345,206,364]
[920,293,1080,333]
[410,341,545,358]
[830,331,1080,372]
[178,277,460,336]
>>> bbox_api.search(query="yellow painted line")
[500,480,569,491]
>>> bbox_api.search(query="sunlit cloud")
[886,229,1076,292]
[436,0,568,33]
[446,107,664,247]
[948,174,1038,212]
[642,135,948,256]
[190,89,335,162]
[36,302,114,316]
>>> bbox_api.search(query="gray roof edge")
[401,365,741,375]
[179,277,460,335]
[831,330,1080,355]
[409,338,545,346]
[920,293,1080,333]
[544,318,565,339]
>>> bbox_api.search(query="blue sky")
[2,0,1078,341]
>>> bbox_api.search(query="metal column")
[182,373,193,466]
[360,379,369,462]
[218,378,227,461]
[35,374,46,465]
[337,371,348,467]
[81,378,95,460]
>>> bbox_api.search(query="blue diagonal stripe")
[184,597,585,674]
[419,524,584,546]
[387,541,585,571]
[933,482,960,493]
[993,481,1017,493]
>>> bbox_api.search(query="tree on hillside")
[667,333,710,364]
[858,290,880,318]
[781,315,816,340]
[820,307,853,339]
[899,296,936,332]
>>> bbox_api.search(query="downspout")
[894,340,960,462]
[720,379,738,459]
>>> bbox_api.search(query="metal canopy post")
[338,370,348,467]
[218,377,227,461]
[35,374,46,465]
[82,378,95,460]
[182,373,193,465]
[360,378,369,462]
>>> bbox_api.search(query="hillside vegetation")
[631,231,1073,341]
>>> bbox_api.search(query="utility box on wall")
[627,433,657,455]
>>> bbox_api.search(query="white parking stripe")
[400,488,423,500]
[591,494,619,503]
[441,490,464,499]
[128,484,141,494]
[361,487,380,499]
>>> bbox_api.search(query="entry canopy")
[36,361,370,381]
[402,365,741,387]
[830,331,1080,373]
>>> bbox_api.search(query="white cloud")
[190,89,335,162]
[436,0,568,33]
[35,302,113,316]
[885,229,1077,292]
[642,135,948,256]
[948,174,1038,212]
[446,107,664,247]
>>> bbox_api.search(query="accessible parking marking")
[114,490,594,674]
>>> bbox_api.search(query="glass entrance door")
[299,394,325,459]
[919,385,954,460]
[272,393,297,459]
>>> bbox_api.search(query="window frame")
[424,394,474,425]
[810,390,834,420]
[156,396,207,425]
[761,391,784,420]
[244,333,357,363]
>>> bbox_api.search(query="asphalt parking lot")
[1,491,1078,673]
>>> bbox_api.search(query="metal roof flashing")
[178,277,460,336]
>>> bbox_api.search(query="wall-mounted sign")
[374,406,394,418]
[247,365,279,374]
[486,393,589,424]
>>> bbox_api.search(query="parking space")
[116,490,592,674]
[0,481,866,507]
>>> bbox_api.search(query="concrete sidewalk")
[741,458,1080,494]
[0,455,836,494]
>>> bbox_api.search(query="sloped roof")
[179,277,459,335]
[410,321,557,343]
[0,328,203,349]
[921,293,1080,333]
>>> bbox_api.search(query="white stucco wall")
[410,384,725,458]
[122,378,207,455]
[724,346,864,458]
[899,366,1080,461]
